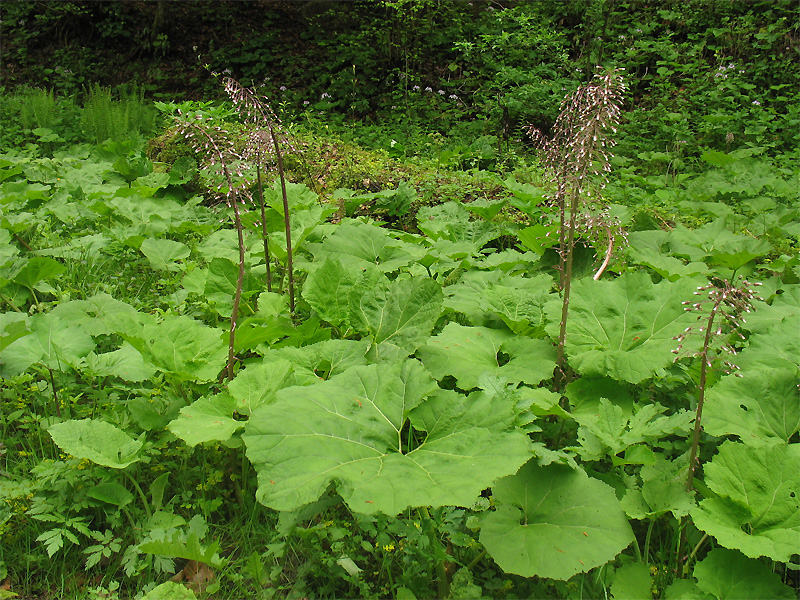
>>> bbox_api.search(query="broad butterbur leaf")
[122,315,227,382]
[140,238,191,272]
[141,582,197,600]
[418,323,556,389]
[622,453,694,519]
[693,548,796,600]
[12,256,65,289]
[81,343,155,382]
[691,441,799,562]
[243,361,531,514]
[573,399,692,461]
[480,460,634,580]
[48,419,143,468]
[0,311,94,377]
[168,394,243,447]
[87,482,134,507]
[610,562,653,600]
[704,367,800,447]
[349,272,442,358]
[226,357,296,414]
[547,272,702,383]
[302,258,360,326]
[309,221,417,273]
[259,339,369,386]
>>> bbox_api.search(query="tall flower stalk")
[671,277,760,576]
[528,68,626,386]
[174,114,246,381]
[224,77,295,313]
[173,76,305,379]
[672,277,761,493]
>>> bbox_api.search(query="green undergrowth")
[0,125,798,600]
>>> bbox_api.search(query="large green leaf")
[226,357,296,414]
[744,286,799,333]
[48,419,143,468]
[260,338,369,386]
[309,221,417,273]
[82,343,157,382]
[736,315,800,371]
[547,272,702,383]
[418,323,556,389]
[621,453,694,519]
[203,257,261,318]
[168,393,243,447]
[693,548,796,600]
[301,258,360,326]
[573,399,692,461]
[691,441,799,562]
[610,562,653,600]
[480,460,634,580]
[243,361,531,514]
[0,311,95,376]
[349,272,442,358]
[12,256,65,289]
[480,273,554,333]
[50,293,142,337]
[122,315,227,382]
[140,238,191,272]
[141,582,197,600]
[704,367,800,447]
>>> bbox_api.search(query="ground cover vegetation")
[0,1,798,599]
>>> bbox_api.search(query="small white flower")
[412,85,420,91]
[752,100,761,105]
[425,86,433,92]
[280,86,287,91]
[303,100,310,106]
[437,89,445,95]
[449,94,458,100]
[321,92,331,99]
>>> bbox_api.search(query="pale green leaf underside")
[243,361,531,514]
[48,419,143,468]
[480,460,634,580]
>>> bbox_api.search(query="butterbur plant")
[174,76,298,379]
[224,76,296,308]
[174,111,247,380]
[527,67,626,385]
[673,277,762,493]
